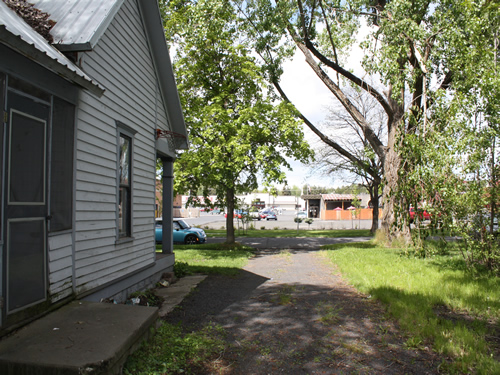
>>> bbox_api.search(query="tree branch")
[302,37,395,124]
[273,79,380,179]
[319,0,340,83]
[289,32,387,161]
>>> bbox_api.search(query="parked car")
[409,207,431,223]
[259,209,273,219]
[249,211,261,220]
[155,218,207,244]
[266,212,278,221]
[296,211,307,219]
[224,210,247,219]
[210,208,221,214]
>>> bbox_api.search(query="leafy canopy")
[161,0,313,207]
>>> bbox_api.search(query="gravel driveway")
[164,246,441,374]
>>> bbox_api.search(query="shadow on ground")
[163,267,441,374]
[164,270,269,332]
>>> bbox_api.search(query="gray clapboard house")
[0,0,186,334]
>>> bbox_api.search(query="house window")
[117,121,138,240]
[118,133,132,237]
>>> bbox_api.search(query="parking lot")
[181,210,372,230]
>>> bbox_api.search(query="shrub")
[173,261,191,278]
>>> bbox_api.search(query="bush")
[173,261,191,278]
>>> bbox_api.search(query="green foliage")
[123,322,226,374]
[379,0,500,258]
[321,242,500,373]
[303,185,336,194]
[240,0,500,242]
[173,261,191,278]
[173,248,254,276]
[394,82,500,270]
[161,0,313,243]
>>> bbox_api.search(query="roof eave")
[0,26,104,97]
[55,42,93,52]
[137,0,188,149]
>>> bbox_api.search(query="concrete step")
[0,301,158,375]
[0,275,209,375]
[155,274,207,317]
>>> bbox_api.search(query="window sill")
[115,236,135,245]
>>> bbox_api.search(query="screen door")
[5,92,49,314]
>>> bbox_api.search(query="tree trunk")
[226,187,235,244]
[381,126,411,243]
[370,181,380,234]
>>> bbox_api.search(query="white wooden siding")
[73,0,172,293]
[48,232,73,302]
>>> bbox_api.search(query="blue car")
[155,218,207,244]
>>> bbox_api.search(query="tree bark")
[226,187,235,244]
[381,126,411,242]
[370,181,380,234]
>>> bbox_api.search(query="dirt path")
[164,249,441,374]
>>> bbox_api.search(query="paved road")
[210,236,372,250]
[183,211,373,230]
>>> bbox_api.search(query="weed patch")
[174,249,253,276]
[273,284,296,305]
[123,322,226,374]
[316,301,342,325]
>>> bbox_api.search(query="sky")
[278,53,335,189]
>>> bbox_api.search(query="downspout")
[161,157,174,254]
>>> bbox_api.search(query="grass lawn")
[320,241,500,374]
[170,243,254,276]
[204,228,371,238]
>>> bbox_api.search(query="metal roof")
[34,0,189,147]
[1,0,187,148]
[0,0,104,95]
[322,194,355,201]
[31,0,124,51]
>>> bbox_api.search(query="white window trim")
[116,122,137,242]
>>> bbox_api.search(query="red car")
[409,207,431,222]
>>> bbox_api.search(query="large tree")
[314,85,385,233]
[161,0,313,243]
[238,0,498,242]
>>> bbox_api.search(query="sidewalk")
[0,275,206,375]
